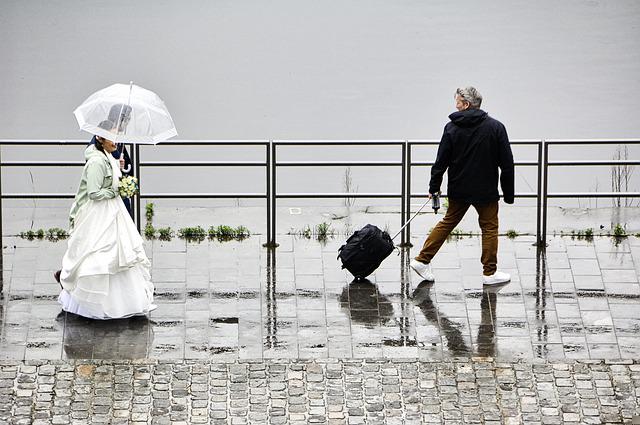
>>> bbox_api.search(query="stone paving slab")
[2,234,640,423]
[2,235,640,362]
[1,359,639,425]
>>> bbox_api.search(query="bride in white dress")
[56,123,155,319]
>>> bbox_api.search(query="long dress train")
[59,155,154,319]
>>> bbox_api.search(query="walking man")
[410,87,514,285]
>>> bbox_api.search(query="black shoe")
[54,270,62,289]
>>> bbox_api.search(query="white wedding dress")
[58,154,155,320]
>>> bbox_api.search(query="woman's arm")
[86,159,117,200]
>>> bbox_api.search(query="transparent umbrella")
[73,82,177,144]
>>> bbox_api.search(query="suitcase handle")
[391,198,433,241]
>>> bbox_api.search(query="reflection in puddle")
[211,292,238,299]
[155,320,182,327]
[339,279,394,328]
[58,313,154,359]
[190,345,235,354]
[210,317,239,324]
[412,281,472,356]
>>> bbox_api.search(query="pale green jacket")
[69,145,118,227]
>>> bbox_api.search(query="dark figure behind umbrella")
[89,104,134,218]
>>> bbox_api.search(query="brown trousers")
[415,199,499,276]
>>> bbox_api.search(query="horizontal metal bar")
[408,139,542,146]
[548,160,640,166]
[9,192,612,201]
[545,139,640,145]
[4,160,438,168]
[154,140,269,146]
[140,161,267,167]
[0,160,541,168]
[409,193,539,198]
[276,193,401,198]
[0,140,89,146]
[2,193,267,199]
[2,193,75,199]
[0,139,270,146]
[410,161,539,166]
[140,193,266,199]
[1,162,85,166]
[547,192,640,198]
[273,140,405,146]
[275,161,402,167]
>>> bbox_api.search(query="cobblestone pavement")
[1,359,639,424]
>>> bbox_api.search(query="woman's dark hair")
[94,136,106,153]
[95,120,114,153]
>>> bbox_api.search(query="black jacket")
[429,109,514,204]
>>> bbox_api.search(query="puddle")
[210,317,239,324]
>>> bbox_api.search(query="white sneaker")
[410,259,435,281]
[483,271,511,285]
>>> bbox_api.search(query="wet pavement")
[2,234,640,423]
[1,234,640,362]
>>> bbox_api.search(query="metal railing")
[542,139,640,241]
[404,139,543,246]
[271,140,407,246]
[131,140,271,241]
[1,138,639,258]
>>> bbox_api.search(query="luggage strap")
[391,198,432,241]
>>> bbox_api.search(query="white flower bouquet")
[118,176,139,198]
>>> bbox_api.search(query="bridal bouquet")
[118,176,139,198]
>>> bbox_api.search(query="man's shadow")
[412,281,506,357]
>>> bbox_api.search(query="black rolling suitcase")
[337,199,433,280]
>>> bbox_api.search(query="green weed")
[210,225,235,241]
[613,224,627,238]
[315,222,334,240]
[144,223,156,239]
[145,202,155,223]
[178,226,207,242]
[157,227,173,241]
[19,228,68,241]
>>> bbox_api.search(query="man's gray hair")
[455,87,482,108]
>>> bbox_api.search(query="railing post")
[271,141,278,247]
[397,140,412,247]
[263,141,278,248]
[541,140,549,248]
[0,143,3,294]
[400,141,406,246]
[265,141,271,247]
[535,139,543,247]
[405,141,413,247]
[134,144,141,232]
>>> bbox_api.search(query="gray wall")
[1,0,639,140]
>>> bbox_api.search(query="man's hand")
[119,157,125,170]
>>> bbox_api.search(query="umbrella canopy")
[73,82,177,144]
